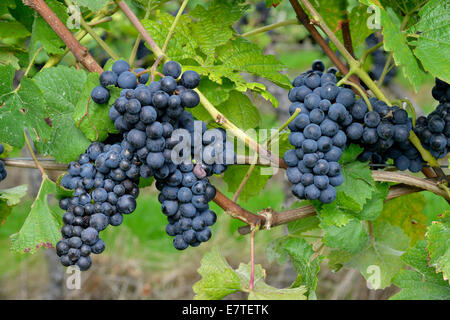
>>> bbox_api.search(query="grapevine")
[0,0,448,302]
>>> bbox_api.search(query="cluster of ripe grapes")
[284,61,347,204]
[57,141,139,270]
[347,97,422,172]
[414,79,450,159]
[57,60,233,270]
[0,143,6,182]
[285,60,426,204]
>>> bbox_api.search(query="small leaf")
[10,176,71,253]
[0,184,28,225]
[235,263,307,300]
[193,247,241,300]
[0,20,30,39]
[373,3,427,90]
[359,182,389,221]
[268,236,320,293]
[408,0,450,83]
[0,185,28,206]
[191,0,247,64]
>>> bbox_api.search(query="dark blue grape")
[117,71,137,89]
[112,60,130,75]
[91,86,110,104]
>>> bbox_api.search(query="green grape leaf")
[0,184,28,225]
[191,0,247,65]
[377,0,425,17]
[371,2,427,90]
[314,145,375,226]
[0,45,25,69]
[193,246,243,300]
[288,214,320,235]
[379,193,427,244]
[223,165,271,202]
[235,263,307,300]
[138,177,155,188]
[8,0,35,32]
[215,90,261,130]
[426,211,450,283]
[0,64,51,148]
[0,0,15,15]
[423,191,449,224]
[0,184,28,206]
[310,0,347,32]
[391,240,450,299]
[75,0,108,11]
[337,156,375,211]
[267,236,320,294]
[32,0,68,55]
[196,78,233,107]
[73,72,119,141]
[329,221,410,289]
[193,246,306,300]
[10,176,72,253]
[34,66,91,162]
[142,13,199,63]
[347,6,373,51]
[0,20,30,39]
[408,0,450,83]
[323,219,369,253]
[217,38,291,89]
[317,201,352,227]
[359,182,389,221]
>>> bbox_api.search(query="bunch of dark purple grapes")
[285,60,426,205]
[56,140,140,270]
[345,97,423,172]
[414,79,450,159]
[56,59,234,270]
[284,60,348,204]
[157,117,235,250]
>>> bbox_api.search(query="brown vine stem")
[288,0,347,74]
[23,0,103,73]
[238,173,450,235]
[116,1,165,58]
[341,20,355,59]
[3,155,448,231]
[214,191,263,227]
[129,1,152,66]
